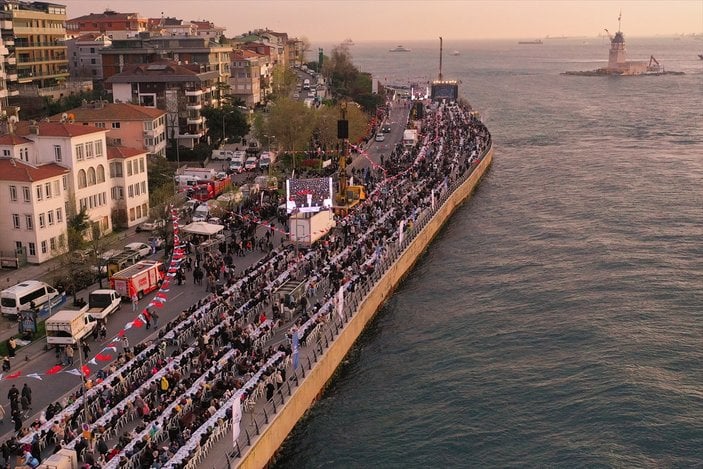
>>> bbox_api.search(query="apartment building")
[0,153,68,264]
[0,0,69,92]
[66,10,148,40]
[65,33,111,80]
[229,49,265,107]
[107,145,149,227]
[49,101,167,157]
[107,61,220,149]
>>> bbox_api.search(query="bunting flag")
[292,330,299,370]
[65,368,82,377]
[82,365,91,377]
[132,318,144,328]
[96,353,113,362]
[46,365,62,375]
[88,358,98,366]
[6,371,21,379]
[232,398,243,445]
[27,373,42,381]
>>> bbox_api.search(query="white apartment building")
[107,145,149,226]
[0,151,69,264]
[0,121,151,263]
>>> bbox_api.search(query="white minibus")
[1,280,59,317]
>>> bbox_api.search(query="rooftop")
[106,145,147,160]
[48,102,166,123]
[0,158,68,182]
[14,121,107,138]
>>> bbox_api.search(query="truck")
[46,306,96,346]
[254,175,278,191]
[86,289,121,321]
[180,167,217,180]
[403,129,418,148]
[38,449,78,469]
[191,176,230,202]
[109,260,164,300]
[303,79,311,90]
[289,210,336,248]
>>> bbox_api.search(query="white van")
[1,280,59,318]
[192,205,210,222]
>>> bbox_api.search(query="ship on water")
[564,13,683,76]
[518,39,543,45]
[389,45,411,52]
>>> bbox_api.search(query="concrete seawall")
[238,145,494,468]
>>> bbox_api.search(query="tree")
[270,64,298,100]
[297,36,311,66]
[312,103,368,152]
[201,104,250,146]
[265,97,314,160]
[67,207,90,251]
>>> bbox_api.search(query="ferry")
[451,50,460,56]
[389,45,411,52]
[518,39,543,44]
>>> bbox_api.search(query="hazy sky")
[63,0,702,41]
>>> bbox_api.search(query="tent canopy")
[181,221,224,237]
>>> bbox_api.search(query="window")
[85,141,94,159]
[41,241,47,254]
[62,176,67,191]
[2,150,9,157]
[136,205,142,218]
[56,208,62,223]
[50,237,56,251]
[128,185,134,198]
[53,180,60,196]
[54,145,62,162]
[127,161,133,176]
[142,203,148,217]
[139,158,145,173]
[79,198,86,210]
[110,162,123,178]
[12,214,19,229]
[94,140,103,157]
[97,165,105,183]
[75,143,85,161]
[39,213,45,228]
[35,185,43,201]
[87,167,96,185]
[77,169,87,188]
[129,207,135,221]
[28,242,35,256]
[45,182,52,198]
[22,186,30,202]
[111,186,123,200]
[25,214,33,229]
[9,185,16,201]
[111,122,121,129]
[48,210,54,225]
[144,121,153,131]
[140,181,146,194]
[135,183,140,196]
[95,122,105,129]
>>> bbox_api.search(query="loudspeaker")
[337,120,349,139]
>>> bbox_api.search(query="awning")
[181,222,225,237]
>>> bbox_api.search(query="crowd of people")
[0,99,491,469]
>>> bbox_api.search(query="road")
[0,221,286,441]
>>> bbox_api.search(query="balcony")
[6,56,15,65]
[0,20,12,30]
[184,88,204,96]
[186,102,202,110]
[186,116,203,125]
[7,72,17,81]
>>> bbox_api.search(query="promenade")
[0,98,492,469]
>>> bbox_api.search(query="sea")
[275,38,703,468]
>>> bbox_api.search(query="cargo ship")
[389,44,411,52]
[518,39,543,44]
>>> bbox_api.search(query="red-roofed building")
[0,119,152,263]
[65,33,112,80]
[48,102,167,157]
[0,157,69,264]
[66,10,148,40]
[229,49,269,107]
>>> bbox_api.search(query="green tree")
[265,98,314,160]
[67,207,90,251]
[201,104,250,146]
[270,64,299,100]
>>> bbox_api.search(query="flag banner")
[398,220,406,245]
[96,353,113,362]
[431,189,436,210]
[46,365,62,375]
[26,373,42,380]
[337,286,345,321]
[82,365,91,377]
[232,398,243,445]
[292,330,299,370]
[65,368,82,377]
[88,358,97,365]
[6,371,21,379]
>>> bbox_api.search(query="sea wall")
[238,146,494,468]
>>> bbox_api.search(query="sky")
[62,0,702,42]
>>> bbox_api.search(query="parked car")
[229,160,244,173]
[375,133,385,142]
[245,156,258,171]
[382,124,392,133]
[124,242,152,259]
[135,219,166,232]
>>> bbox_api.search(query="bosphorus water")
[275,38,703,467]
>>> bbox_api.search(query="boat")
[451,50,460,56]
[518,39,543,44]
[389,45,411,52]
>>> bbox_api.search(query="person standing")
[7,338,16,358]
[121,336,130,353]
[81,341,90,361]
[65,345,74,366]
[131,293,139,313]
[21,384,32,410]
